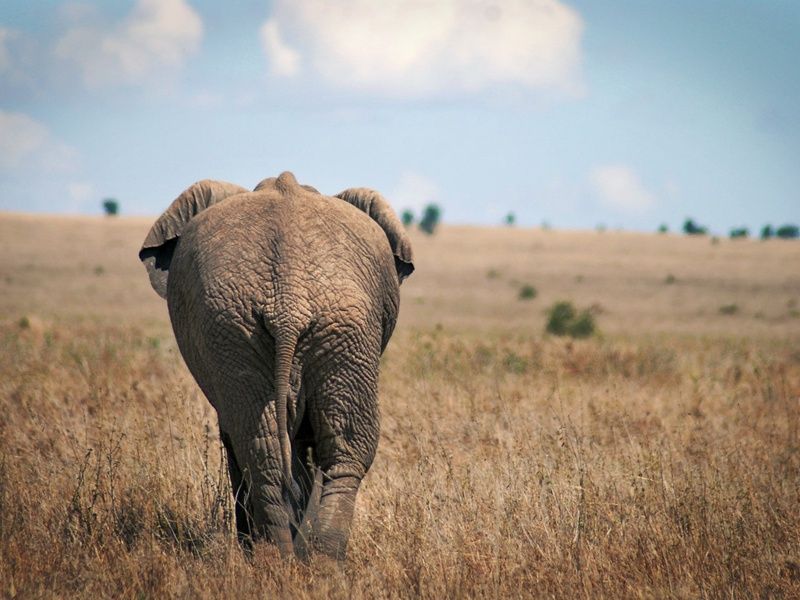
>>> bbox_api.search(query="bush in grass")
[569,311,596,338]
[546,301,575,336]
[518,284,537,300]
[546,301,596,338]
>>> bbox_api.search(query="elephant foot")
[264,523,295,558]
[310,475,360,561]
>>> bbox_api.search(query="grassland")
[1,212,799,598]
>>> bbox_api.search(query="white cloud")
[54,0,203,87]
[261,0,584,97]
[67,181,95,211]
[261,20,301,76]
[589,165,656,214]
[0,110,77,172]
[390,171,439,213]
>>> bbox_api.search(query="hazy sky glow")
[1,0,798,232]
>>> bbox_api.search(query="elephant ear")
[139,180,249,298]
[335,188,415,284]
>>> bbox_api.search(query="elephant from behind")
[139,171,414,559]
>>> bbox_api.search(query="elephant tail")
[272,329,299,498]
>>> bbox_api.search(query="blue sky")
[1,0,797,232]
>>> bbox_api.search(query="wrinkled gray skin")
[139,171,414,560]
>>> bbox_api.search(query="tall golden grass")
[1,214,799,597]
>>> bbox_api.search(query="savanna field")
[1,213,799,598]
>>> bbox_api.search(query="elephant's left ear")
[335,188,415,284]
[139,180,249,298]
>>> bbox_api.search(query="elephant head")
[139,180,249,298]
[335,188,415,283]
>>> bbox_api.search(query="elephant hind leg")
[220,429,253,551]
[306,351,380,560]
[290,410,324,560]
[289,412,317,522]
[219,399,294,556]
[293,465,323,560]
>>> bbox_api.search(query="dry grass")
[1,212,799,598]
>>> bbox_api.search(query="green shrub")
[518,284,537,300]
[546,301,575,335]
[102,199,119,216]
[719,304,739,315]
[761,225,774,240]
[569,311,596,338]
[776,224,799,239]
[657,223,668,234]
[729,227,749,239]
[545,301,597,338]
[664,274,676,284]
[419,204,441,235]
[683,218,707,236]
[401,210,414,227]
[502,351,528,374]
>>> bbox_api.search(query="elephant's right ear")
[139,180,248,298]
[335,188,415,284]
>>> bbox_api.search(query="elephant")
[138,171,414,560]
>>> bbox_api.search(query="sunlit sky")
[1,1,798,232]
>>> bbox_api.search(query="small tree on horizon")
[401,209,414,227]
[760,224,774,240]
[419,204,441,235]
[102,198,119,216]
[504,212,516,227]
[683,218,707,236]
[658,223,668,234]
[729,227,749,239]
[776,224,799,239]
